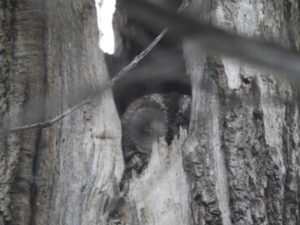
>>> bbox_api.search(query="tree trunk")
[1,0,123,224]
[1,0,300,225]
[182,1,300,225]
[113,0,300,225]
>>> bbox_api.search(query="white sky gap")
[95,0,116,54]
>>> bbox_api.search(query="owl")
[120,92,191,187]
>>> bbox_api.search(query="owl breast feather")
[121,93,191,178]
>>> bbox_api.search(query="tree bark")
[0,0,45,224]
[1,0,123,224]
[112,0,300,225]
[1,0,300,225]
[182,1,300,225]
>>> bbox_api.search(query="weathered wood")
[1,0,124,224]
[183,1,300,225]
[0,0,45,224]
[118,132,190,225]
[1,0,300,225]
[32,0,124,224]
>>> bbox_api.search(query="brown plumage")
[120,93,191,187]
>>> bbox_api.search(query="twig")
[7,97,94,133]
[111,29,168,86]
[111,1,189,85]
[125,0,300,79]
[1,1,194,135]
[2,21,170,135]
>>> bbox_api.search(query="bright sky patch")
[95,0,116,54]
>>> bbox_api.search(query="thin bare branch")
[125,0,300,79]
[1,22,169,135]
[111,29,168,85]
[111,1,189,85]
[7,96,93,133]
[1,1,193,136]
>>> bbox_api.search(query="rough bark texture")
[1,0,300,225]
[32,0,124,224]
[0,0,123,224]
[0,0,45,224]
[125,134,190,225]
[182,0,300,225]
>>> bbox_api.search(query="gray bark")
[0,0,45,224]
[1,0,300,225]
[33,0,124,224]
[182,1,300,225]
[1,0,123,224]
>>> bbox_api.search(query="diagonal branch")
[110,1,189,85]
[1,22,169,135]
[1,2,191,136]
[125,0,300,79]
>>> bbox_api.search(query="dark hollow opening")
[106,0,192,191]
[104,0,191,116]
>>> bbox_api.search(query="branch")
[111,1,189,85]
[1,1,193,136]
[1,22,169,135]
[7,97,94,133]
[125,0,300,79]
